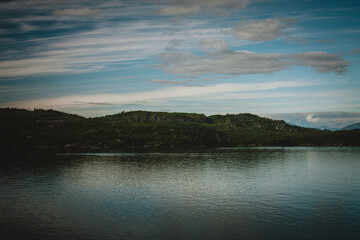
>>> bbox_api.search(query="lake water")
[1,147,360,240]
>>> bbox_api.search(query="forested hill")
[99,111,305,132]
[1,108,359,150]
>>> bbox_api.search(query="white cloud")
[232,18,295,42]
[306,114,320,123]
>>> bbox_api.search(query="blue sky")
[1,0,360,128]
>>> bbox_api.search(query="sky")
[0,0,360,128]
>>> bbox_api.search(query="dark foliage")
[1,108,359,150]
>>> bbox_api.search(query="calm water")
[1,147,360,240]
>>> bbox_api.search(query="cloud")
[159,50,288,75]
[200,38,228,52]
[285,33,309,44]
[306,114,320,123]
[156,0,250,16]
[350,48,360,55]
[165,39,185,50]
[232,18,295,42]
[159,41,349,76]
[266,112,360,129]
[3,81,309,111]
[315,39,334,43]
[289,51,349,74]
[150,79,183,85]
[53,8,101,17]
[0,21,228,77]
[73,101,115,106]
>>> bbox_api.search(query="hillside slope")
[1,108,359,150]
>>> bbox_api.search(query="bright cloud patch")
[306,114,320,123]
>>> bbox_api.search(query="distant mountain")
[264,112,360,130]
[342,122,360,130]
[1,108,360,150]
[317,126,340,131]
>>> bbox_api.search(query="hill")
[342,122,360,130]
[1,108,359,150]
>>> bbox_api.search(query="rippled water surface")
[1,147,360,240]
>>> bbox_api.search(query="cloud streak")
[156,0,250,16]
[3,81,311,110]
[159,42,349,76]
[150,79,184,85]
[0,21,227,77]
[53,8,101,16]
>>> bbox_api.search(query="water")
[1,147,360,240]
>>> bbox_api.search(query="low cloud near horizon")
[265,112,360,129]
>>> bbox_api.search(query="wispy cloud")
[350,48,360,55]
[155,0,250,16]
[150,79,184,85]
[0,21,227,77]
[159,40,349,75]
[314,39,334,43]
[231,18,296,42]
[2,81,311,110]
[53,8,101,17]
[164,39,185,50]
[200,38,228,52]
[289,52,348,74]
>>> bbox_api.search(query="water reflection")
[1,147,360,240]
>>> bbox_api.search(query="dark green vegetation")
[342,122,360,130]
[1,108,359,150]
